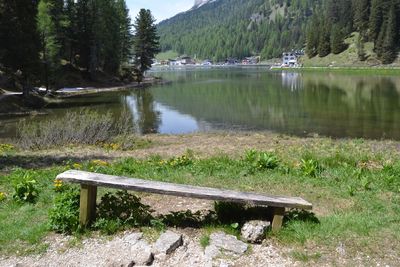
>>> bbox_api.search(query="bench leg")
[271,207,285,232]
[79,184,97,227]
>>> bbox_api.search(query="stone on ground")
[131,240,154,266]
[206,231,248,257]
[241,220,270,243]
[153,230,183,255]
[124,232,143,245]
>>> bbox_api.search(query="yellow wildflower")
[0,192,6,201]
[91,159,109,166]
[73,163,82,169]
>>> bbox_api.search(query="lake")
[1,67,400,140]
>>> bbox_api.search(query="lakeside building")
[282,52,298,67]
[168,56,196,66]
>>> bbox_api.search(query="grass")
[0,135,399,264]
[278,67,400,76]
[298,32,400,72]
[200,234,210,248]
[156,50,179,61]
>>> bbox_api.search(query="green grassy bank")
[0,134,399,265]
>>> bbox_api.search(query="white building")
[282,52,298,67]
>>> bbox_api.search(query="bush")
[96,191,153,228]
[13,178,39,203]
[48,188,80,234]
[18,109,134,149]
[300,158,322,177]
[214,201,245,224]
[243,150,279,173]
[0,192,6,202]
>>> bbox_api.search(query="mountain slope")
[157,0,319,61]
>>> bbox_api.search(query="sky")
[127,0,193,23]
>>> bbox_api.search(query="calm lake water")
[1,67,400,140]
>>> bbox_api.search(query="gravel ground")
[0,231,293,267]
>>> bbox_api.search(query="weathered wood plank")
[57,170,313,210]
[271,207,285,232]
[79,184,97,226]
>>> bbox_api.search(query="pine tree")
[379,3,397,64]
[37,0,61,91]
[133,9,160,82]
[305,13,321,58]
[356,34,367,61]
[353,0,371,40]
[331,25,346,54]
[0,0,40,95]
[318,22,331,57]
[369,0,384,42]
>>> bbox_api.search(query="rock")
[124,232,143,245]
[153,230,183,255]
[209,232,248,255]
[130,237,154,266]
[241,220,270,243]
[121,231,155,265]
[219,260,231,267]
[204,244,220,259]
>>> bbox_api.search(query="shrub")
[96,191,153,228]
[18,108,134,149]
[243,150,279,173]
[214,201,245,224]
[48,188,80,234]
[0,192,6,202]
[93,218,122,235]
[300,158,321,177]
[13,179,39,203]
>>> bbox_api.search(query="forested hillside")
[158,0,400,64]
[157,0,319,61]
[306,0,400,64]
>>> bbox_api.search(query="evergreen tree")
[331,25,346,54]
[369,0,384,42]
[318,22,331,57]
[305,15,319,58]
[379,3,397,63]
[0,0,40,95]
[353,0,371,39]
[133,9,160,82]
[37,0,61,91]
[357,34,367,61]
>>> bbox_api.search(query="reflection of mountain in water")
[150,70,400,139]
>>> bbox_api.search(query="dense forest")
[0,0,132,92]
[158,0,318,61]
[307,0,400,64]
[158,0,400,64]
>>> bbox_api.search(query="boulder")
[153,230,183,255]
[124,232,143,245]
[208,231,248,255]
[131,240,154,266]
[241,220,270,243]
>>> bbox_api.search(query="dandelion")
[0,192,6,202]
[73,163,82,169]
[54,180,64,192]
[0,144,14,154]
[91,159,109,166]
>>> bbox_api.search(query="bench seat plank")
[57,170,312,210]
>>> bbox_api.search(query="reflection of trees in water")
[302,77,400,138]
[134,90,161,134]
[151,72,400,139]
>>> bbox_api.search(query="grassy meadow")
[0,133,399,265]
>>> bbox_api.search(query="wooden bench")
[56,170,313,232]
